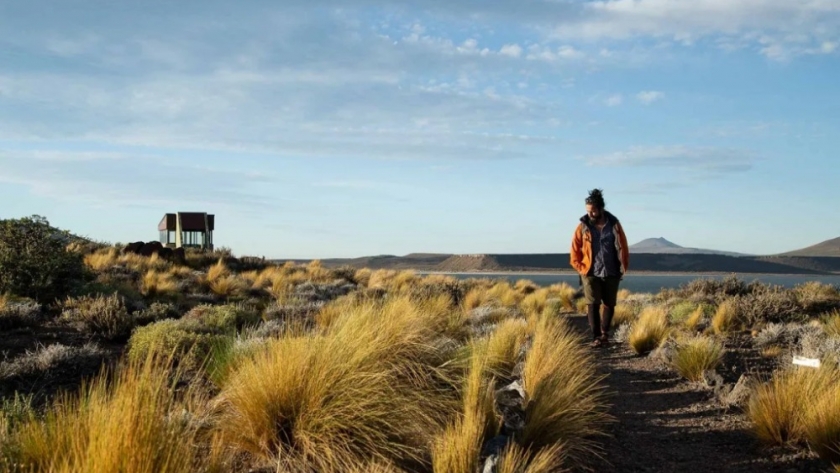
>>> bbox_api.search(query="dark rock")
[173,247,186,264]
[123,241,144,255]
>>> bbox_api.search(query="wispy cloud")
[636,90,664,104]
[604,94,624,107]
[582,145,756,175]
[0,151,291,215]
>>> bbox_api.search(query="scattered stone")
[718,374,752,407]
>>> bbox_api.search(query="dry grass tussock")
[485,318,529,378]
[628,306,670,355]
[141,269,179,297]
[612,304,635,328]
[495,442,565,473]
[431,340,499,473]
[520,313,610,466]
[669,335,725,382]
[712,299,740,334]
[213,294,459,471]
[85,248,172,273]
[1,352,206,473]
[748,363,840,447]
[822,310,840,337]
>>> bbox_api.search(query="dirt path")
[564,314,829,473]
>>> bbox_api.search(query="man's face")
[586,204,602,221]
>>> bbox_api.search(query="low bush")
[0,215,87,302]
[61,293,135,340]
[0,297,42,330]
[736,288,804,326]
[182,303,261,332]
[134,302,180,326]
[0,342,105,381]
[127,319,228,371]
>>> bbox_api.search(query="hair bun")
[586,188,606,208]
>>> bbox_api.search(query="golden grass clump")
[617,288,631,302]
[84,247,120,271]
[748,364,840,446]
[520,289,550,318]
[761,345,783,358]
[669,335,725,382]
[354,267,372,287]
[214,295,456,471]
[463,289,486,311]
[519,313,610,466]
[485,319,529,377]
[822,310,840,337]
[486,282,520,307]
[628,306,670,355]
[802,378,840,466]
[612,304,635,328]
[432,340,499,473]
[547,283,578,313]
[684,305,706,331]
[141,270,179,297]
[2,353,204,473]
[496,442,565,473]
[712,299,740,334]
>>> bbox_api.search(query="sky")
[1,0,839,259]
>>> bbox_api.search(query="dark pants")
[582,276,621,340]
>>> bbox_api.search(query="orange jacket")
[570,212,629,276]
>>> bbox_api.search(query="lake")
[423,272,840,294]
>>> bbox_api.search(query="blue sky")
[1,0,839,259]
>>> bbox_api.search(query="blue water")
[425,273,840,294]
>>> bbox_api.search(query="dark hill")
[780,236,840,257]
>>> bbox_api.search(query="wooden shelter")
[158,212,215,250]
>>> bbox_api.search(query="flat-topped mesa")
[437,254,502,272]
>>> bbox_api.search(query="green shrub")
[127,319,227,370]
[0,215,87,302]
[61,293,135,340]
[669,302,698,324]
[736,289,804,326]
[135,302,180,326]
[182,303,261,332]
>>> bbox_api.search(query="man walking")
[570,189,630,347]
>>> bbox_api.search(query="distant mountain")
[780,236,840,257]
[630,237,748,256]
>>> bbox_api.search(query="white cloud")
[604,94,623,106]
[548,0,840,60]
[499,43,523,58]
[637,90,664,104]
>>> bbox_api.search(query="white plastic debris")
[792,356,821,369]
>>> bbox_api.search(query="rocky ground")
[564,314,831,473]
